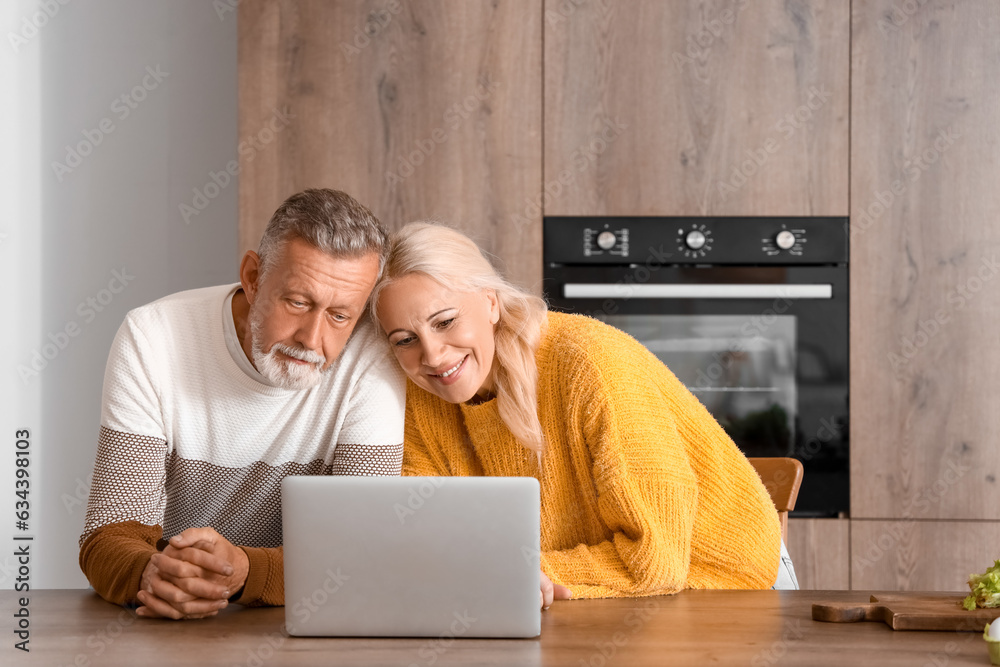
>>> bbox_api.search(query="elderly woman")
[372,222,794,609]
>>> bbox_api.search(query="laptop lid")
[282,476,541,638]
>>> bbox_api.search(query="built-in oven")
[543,217,848,517]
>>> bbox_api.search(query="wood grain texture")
[812,593,999,631]
[787,518,851,590]
[543,0,848,216]
[239,0,542,290]
[850,1,1000,519]
[851,520,1000,591]
[12,589,999,666]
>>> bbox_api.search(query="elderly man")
[79,189,405,619]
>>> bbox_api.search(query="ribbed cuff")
[232,545,269,606]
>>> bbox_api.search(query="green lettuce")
[963,560,1000,611]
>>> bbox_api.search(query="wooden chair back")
[747,457,803,543]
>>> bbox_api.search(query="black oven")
[543,217,848,517]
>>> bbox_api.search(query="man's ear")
[239,251,262,304]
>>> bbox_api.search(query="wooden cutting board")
[812,593,1000,631]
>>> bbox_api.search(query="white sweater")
[82,283,405,548]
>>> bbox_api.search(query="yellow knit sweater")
[403,311,781,598]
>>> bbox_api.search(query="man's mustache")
[271,343,325,365]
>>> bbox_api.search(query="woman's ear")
[486,289,500,325]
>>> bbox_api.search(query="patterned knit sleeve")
[80,314,170,605]
[540,334,780,597]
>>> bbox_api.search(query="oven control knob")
[596,230,617,250]
[775,230,796,250]
[685,230,707,250]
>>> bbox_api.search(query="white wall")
[1,0,238,588]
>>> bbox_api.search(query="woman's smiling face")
[377,273,500,404]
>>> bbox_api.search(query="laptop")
[281,475,541,638]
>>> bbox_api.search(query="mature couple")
[80,188,792,621]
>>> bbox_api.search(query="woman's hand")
[540,570,572,610]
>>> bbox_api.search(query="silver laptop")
[282,476,541,638]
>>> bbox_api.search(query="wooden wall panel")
[543,0,848,216]
[850,1,1000,519]
[238,0,542,290]
[851,520,1000,591]
[787,519,850,590]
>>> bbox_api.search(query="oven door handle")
[562,283,833,299]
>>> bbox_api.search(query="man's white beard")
[248,305,328,390]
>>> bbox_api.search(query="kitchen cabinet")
[851,520,1000,591]
[850,0,1000,521]
[543,0,849,216]
[787,518,850,590]
[238,0,542,290]
[849,0,1000,589]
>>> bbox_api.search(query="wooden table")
[3,589,994,666]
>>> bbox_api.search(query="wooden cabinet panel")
[787,519,850,590]
[851,520,1000,591]
[850,1,1000,519]
[543,0,848,216]
[239,0,542,290]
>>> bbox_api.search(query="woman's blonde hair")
[371,222,549,455]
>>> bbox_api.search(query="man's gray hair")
[257,189,389,279]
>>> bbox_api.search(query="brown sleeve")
[233,545,284,606]
[78,520,161,606]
